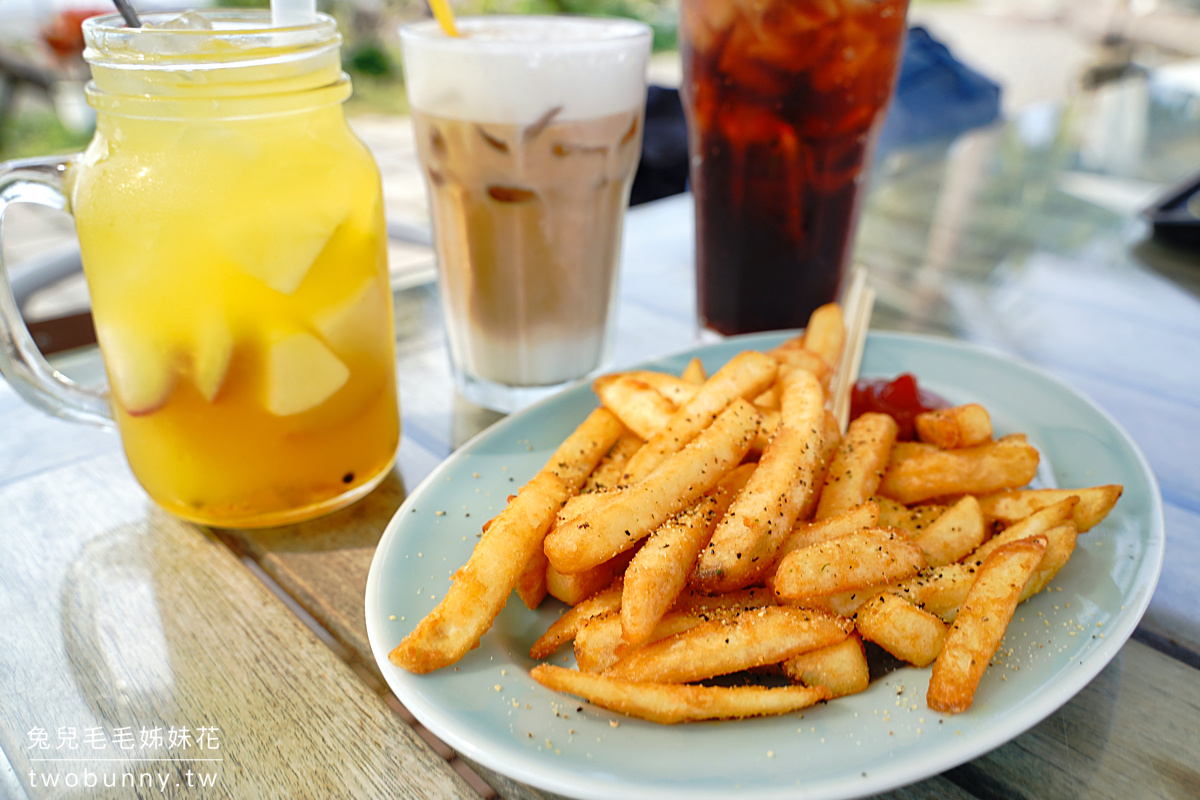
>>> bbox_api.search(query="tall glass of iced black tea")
[680,0,909,335]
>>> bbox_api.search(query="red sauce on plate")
[850,373,948,441]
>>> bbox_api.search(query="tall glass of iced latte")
[680,0,909,335]
[400,16,652,412]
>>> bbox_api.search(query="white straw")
[271,0,316,27]
[832,265,875,434]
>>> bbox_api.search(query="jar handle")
[0,155,113,428]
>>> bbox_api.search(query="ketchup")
[850,373,948,441]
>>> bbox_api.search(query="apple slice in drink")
[313,277,391,357]
[191,315,234,403]
[264,331,350,416]
[232,221,335,295]
[216,191,348,295]
[97,323,178,416]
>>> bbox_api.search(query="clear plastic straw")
[272,0,316,27]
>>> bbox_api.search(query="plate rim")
[365,329,1165,800]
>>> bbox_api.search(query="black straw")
[113,0,142,28]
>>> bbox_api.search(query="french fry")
[966,497,1077,565]
[772,527,928,603]
[517,546,549,609]
[541,408,628,488]
[818,409,843,481]
[977,485,1122,532]
[622,370,699,407]
[554,490,615,534]
[391,408,623,673]
[753,383,781,411]
[621,350,776,482]
[776,501,880,562]
[752,409,782,454]
[545,398,761,574]
[575,610,703,672]
[583,430,644,493]
[875,495,946,535]
[878,434,1040,505]
[780,632,870,697]
[854,592,947,667]
[391,471,572,673]
[604,606,853,684]
[530,664,832,724]
[693,369,828,593]
[800,587,880,618]
[767,333,804,352]
[1020,523,1077,599]
[913,495,987,567]
[681,357,707,385]
[593,374,674,441]
[890,563,978,623]
[546,549,636,606]
[575,589,779,672]
[814,412,899,519]
[621,464,755,649]
[767,345,833,390]
[915,403,992,449]
[799,302,845,369]
[673,586,777,615]
[530,580,623,660]
[927,536,1047,713]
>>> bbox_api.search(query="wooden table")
[3,62,1199,799]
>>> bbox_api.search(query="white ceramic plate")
[366,331,1164,800]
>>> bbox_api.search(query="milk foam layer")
[400,16,652,124]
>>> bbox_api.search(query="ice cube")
[264,332,350,416]
[141,11,215,57]
[682,0,738,54]
[146,11,213,31]
[523,106,563,140]
[476,125,510,154]
[487,185,538,203]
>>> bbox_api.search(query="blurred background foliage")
[0,0,678,160]
[256,0,678,115]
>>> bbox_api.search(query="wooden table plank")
[943,643,1200,799]
[461,757,983,800]
[0,451,480,800]
[220,469,409,661]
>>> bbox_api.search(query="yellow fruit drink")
[68,10,400,527]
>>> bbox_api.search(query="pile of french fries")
[390,303,1122,723]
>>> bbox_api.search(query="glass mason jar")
[0,10,401,527]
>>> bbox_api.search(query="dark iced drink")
[680,0,910,334]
